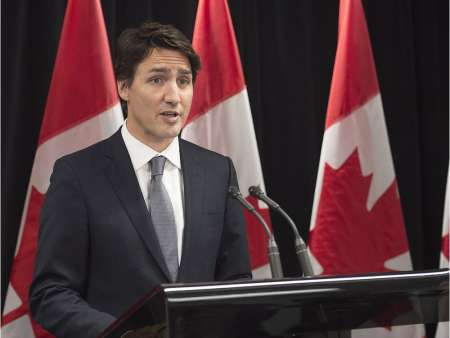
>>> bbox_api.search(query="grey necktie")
[149,156,178,282]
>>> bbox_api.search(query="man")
[29,22,251,338]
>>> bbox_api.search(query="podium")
[100,269,449,338]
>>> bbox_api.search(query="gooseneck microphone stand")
[249,186,314,277]
[229,186,283,278]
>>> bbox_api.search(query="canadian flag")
[183,0,272,278]
[435,164,449,338]
[308,0,425,337]
[1,0,123,337]
[438,165,449,270]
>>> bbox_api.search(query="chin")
[166,127,183,137]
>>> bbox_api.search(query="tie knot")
[150,156,166,177]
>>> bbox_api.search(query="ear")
[117,80,129,101]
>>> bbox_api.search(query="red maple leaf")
[310,150,409,275]
[2,187,53,337]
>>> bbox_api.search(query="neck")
[126,121,174,152]
[147,139,172,153]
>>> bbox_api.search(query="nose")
[164,81,180,106]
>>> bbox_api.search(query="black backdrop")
[2,0,448,317]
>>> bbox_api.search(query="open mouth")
[160,111,180,118]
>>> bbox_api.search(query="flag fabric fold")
[183,0,272,278]
[2,0,123,336]
[308,0,425,336]
[438,165,449,270]
[435,164,449,338]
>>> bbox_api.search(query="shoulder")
[179,138,230,164]
[53,129,120,172]
[179,138,237,183]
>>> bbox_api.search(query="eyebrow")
[148,67,192,76]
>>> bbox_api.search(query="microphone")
[228,186,283,279]
[248,186,314,277]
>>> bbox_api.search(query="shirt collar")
[121,120,181,171]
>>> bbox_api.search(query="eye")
[148,77,163,85]
[177,76,192,87]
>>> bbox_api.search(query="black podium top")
[101,269,449,338]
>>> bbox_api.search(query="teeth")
[163,112,178,117]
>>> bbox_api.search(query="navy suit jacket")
[29,129,251,338]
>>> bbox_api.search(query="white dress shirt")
[121,122,184,263]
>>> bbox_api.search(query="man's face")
[118,48,193,151]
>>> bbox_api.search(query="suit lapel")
[102,130,171,281]
[178,140,205,280]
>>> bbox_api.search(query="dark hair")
[115,21,200,85]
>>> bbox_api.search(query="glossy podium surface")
[100,269,449,338]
